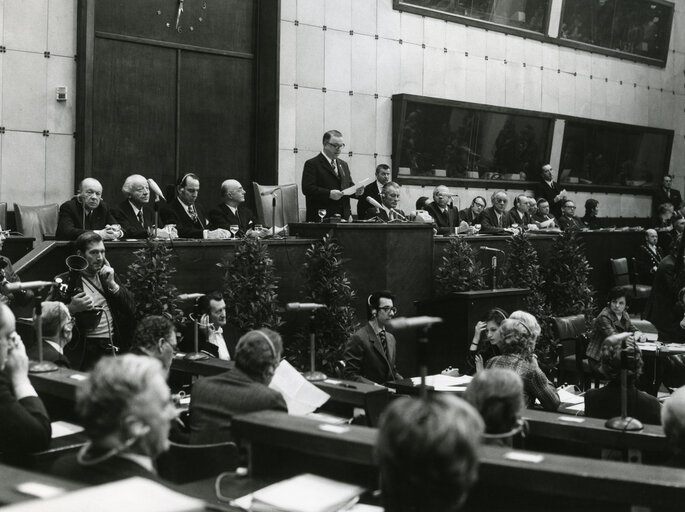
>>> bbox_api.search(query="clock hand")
[175,0,184,30]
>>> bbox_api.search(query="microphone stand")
[417,325,430,399]
[184,301,209,361]
[491,255,497,290]
[304,311,326,381]
[29,288,58,373]
[605,340,643,432]
[272,194,277,238]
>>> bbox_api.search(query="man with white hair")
[425,185,461,234]
[112,174,156,238]
[27,301,73,368]
[56,178,122,241]
[208,179,257,237]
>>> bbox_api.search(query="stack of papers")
[409,374,472,391]
[232,474,365,512]
[269,360,330,415]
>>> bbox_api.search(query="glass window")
[395,98,553,182]
[559,121,672,187]
[395,0,551,35]
[559,0,673,64]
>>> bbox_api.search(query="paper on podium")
[556,388,584,405]
[342,177,372,196]
[232,473,365,512]
[269,360,330,415]
[410,374,473,389]
[4,477,204,512]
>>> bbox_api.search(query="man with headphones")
[160,173,231,239]
[179,291,233,360]
[189,328,287,444]
[343,290,403,385]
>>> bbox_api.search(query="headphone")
[177,172,199,188]
[489,308,508,324]
[253,329,277,360]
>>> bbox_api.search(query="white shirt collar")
[177,197,193,216]
[227,205,238,215]
[128,200,142,216]
[544,179,554,186]
[208,328,230,360]
[321,152,335,166]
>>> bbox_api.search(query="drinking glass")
[229,225,239,238]
[317,209,327,222]
[474,224,481,234]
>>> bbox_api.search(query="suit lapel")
[367,324,391,369]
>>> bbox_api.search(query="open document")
[269,360,330,415]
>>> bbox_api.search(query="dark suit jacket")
[343,323,402,385]
[505,207,532,227]
[480,207,510,233]
[581,214,601,230]
[302,153,355,221]
[179,324,236,360]
[531,211,558,228]
[424,203,459,235]
[654,187,682,213]
[160,198,209,239]
[189,366,287,444]
[52,453,165,486]
[634,243,662,285]
[0,369,51,454]
[645,255,685,342]
[558,214,586,231]
[585,380,661,425]
[357,181,382,219]
[27,341,71,368]
[207,203,256,237]
[458,207,481,225]
[56,197,118,241]
[111,200,157,239]
[363,207,407,222]
[535,180,563,218]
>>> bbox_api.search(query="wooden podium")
[415,288,529,374]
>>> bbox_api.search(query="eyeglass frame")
[326,142,346,150]
[378,306,398,314]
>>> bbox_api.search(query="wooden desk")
[2,236,35,263]
[232,410,685,511]
[0,462,82,505]
[28,368,87,402]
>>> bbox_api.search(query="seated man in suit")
[52,355,175,485]
[56,178,122,241]
[425,185,466,234]
[458,196,486,227]
[160,173,230,239]
[376,394,483,512]
[0,303,51,455]
[635,229,662,285]
[358,163,391,219]
[189,328,287,444]
[343,290,403,384]
[505,194,538,231]
[131,315,177,374]
[112,174,156,239]
[28,301,73,368]
[531,198,558,229]
[363,182,407,222]
[208,180,259,238]
[180,291,232,360]
[557,199,586,231]
[480,191,514,233]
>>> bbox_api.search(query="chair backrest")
[610,258,631,286]
[552,314,586,358]
[0,202,7,230]
[156,440,239,484]
[13,203,59,243]
[252,183,299,228]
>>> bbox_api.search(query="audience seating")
[610,257,651,318]
[13,203,59,244]
[156,440,239,484]
[252,183,299,227]
[553,314,600,389]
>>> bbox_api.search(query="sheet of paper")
[342,177,372,196]
[51,421,84,439]
[504,451,544,464]
[269,360,330,415]
[564,403,585,412]
[556,388,584,405]
[410,374,472,387]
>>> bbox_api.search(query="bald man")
[208,180,258,237]
[112,174,157,238]
[424,186,461,235]
[635,229,662,285]
[56,178,122,241]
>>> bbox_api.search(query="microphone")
[286,302,327,311]
[366,196,384,210]
[480,246,505,253]
[2,281,55,292]
[390,208,407,221]
[444,193,459,197]
[387,316,443,330]
[178,293,205,301]
[260,187,282,196]
[147,178,166,202]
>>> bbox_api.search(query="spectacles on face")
[494,198,507,204]
[326,142,345,150]
[564,205,576,210]
[378,306,397,314]
[473,202,486,208]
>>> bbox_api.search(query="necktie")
[188,204,199,225]
[379,329,389,359]
[331,160,339,177]
[137,210,144,227]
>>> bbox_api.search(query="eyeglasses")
[564,205,576,209]
[473,203,486,208]
[378,306,397,314]
[326,142,345,150]
[494,198,508,203]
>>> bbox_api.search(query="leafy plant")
[285,234,359,374]
[123,238,185,323]
[434,237,486,295]
[220,237,282,335]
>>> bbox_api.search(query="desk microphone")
[178,293,205,301]
[480,246,505,253]
[147,178,166,202]
[390,208,407,221]
[387,316,443,330]
[286,302,327,311]
[366,196,384,210]
[2,281,55,292]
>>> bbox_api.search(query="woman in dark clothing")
[587,287,639,370]
[464,308,508,375]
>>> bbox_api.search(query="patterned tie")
[331,160,339,177]
[379,329,389,359]
[188,204,199,225]
[137,210,144,227]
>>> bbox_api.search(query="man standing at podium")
[343,290,402,385]
[302,130,363,221]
